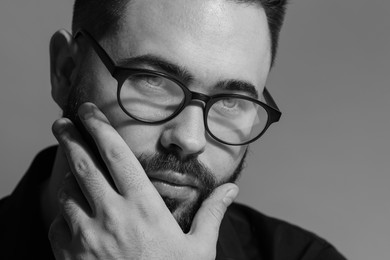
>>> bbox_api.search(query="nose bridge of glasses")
[189,91,211,106]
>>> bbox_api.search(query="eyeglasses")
[74,29,281,146]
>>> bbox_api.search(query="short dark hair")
[72,0,288,66]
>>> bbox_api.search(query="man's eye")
[213,98,245,117]
[145,76,164,86]
[128,75,166,91]
[222,98,238,109]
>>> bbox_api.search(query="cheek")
[202,145,247,182]
[113,121,162,156]
[85,79,162,157]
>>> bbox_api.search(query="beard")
[63,77,247,233]
[137,149,246,233]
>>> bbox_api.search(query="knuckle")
[101,206,122,233]
[61,198,75,218]
[57,186,69,205]
[103,212,119,233]
[57,189,77,219]
[79,227,95,247]
[57,180,76,205]
[103,216,120,235]
[48,216,68,246]
[62,199,74,215]
[104,147,128,163]
[74,158,91,175]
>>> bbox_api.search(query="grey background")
[0,0,389,259]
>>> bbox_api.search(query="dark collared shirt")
[0,147,346,259]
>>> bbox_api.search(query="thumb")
[190,183,239,242]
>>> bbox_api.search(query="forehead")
[106,0,271,92]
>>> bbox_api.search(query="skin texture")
[44,0,272,258]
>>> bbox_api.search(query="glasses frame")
[74,29,282,146]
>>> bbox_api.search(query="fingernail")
[223,187,239,205]
[52,118,68,135]
[78,103,95,120]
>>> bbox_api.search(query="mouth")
[148,171,199,201]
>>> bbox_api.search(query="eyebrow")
[216,79,259,99]
[117,54,194,83]
[117,54,259,99]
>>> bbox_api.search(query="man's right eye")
[221,98,239,109]
[212,98,246,118]
[144,76,164,86]
[129,75,166,90]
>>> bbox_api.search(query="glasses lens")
[119,73,184,122]
[207,97,268,144]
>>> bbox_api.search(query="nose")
[160,103,207,158]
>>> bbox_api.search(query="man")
[0,0,346,259]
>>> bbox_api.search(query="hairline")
[72,0,279,67]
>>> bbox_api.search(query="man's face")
[66,0,271,231]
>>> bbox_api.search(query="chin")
[163,196,203,233]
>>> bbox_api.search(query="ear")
[50,29,79,110]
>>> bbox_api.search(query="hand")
[49,102,239,260]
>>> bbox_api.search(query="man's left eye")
[146,76,164,86]
[222,98,238,109]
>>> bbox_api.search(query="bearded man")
[0,0,346,259]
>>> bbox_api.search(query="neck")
[39,147,69,233]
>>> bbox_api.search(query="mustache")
[137,152,217,194]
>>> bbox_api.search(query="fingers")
[52,117,114,212]
[57,172,91,234]
[48,214,71,256]
[50,172,92,258]
[77,102,156,198]
[190,183,239,243]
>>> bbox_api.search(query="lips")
[148,171,199,200]
[148,170,199,188]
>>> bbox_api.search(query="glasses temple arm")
[263,87,280,111]
[74,29,116,75]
